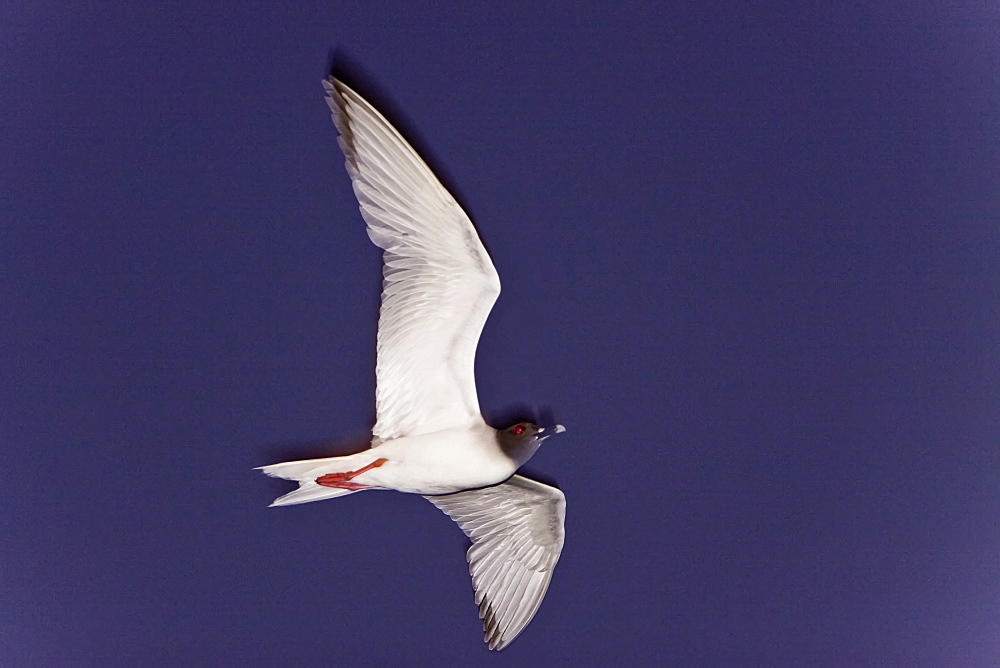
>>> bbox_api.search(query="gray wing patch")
[425,475,566,650]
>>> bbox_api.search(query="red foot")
[316,480,379,491]
[316,458,388,490]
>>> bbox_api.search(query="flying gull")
[258,76,566,651]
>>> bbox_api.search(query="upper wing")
[425,475,566,650]
[324,78,501,440]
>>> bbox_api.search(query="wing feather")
[324,78,501,439]
[425,475,566,650]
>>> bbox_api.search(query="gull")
[257,76,566,651]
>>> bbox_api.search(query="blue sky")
[3,3,998,664]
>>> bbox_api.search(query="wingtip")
[323,76,352,96]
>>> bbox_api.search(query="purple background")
[4,3,998,664]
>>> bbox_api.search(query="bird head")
[497,422,566,466]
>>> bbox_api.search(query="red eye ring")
[513,424,525,435]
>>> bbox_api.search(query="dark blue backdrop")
[4,3,998,664]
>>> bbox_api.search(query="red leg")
[316,458,388,489]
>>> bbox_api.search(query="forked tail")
[256,453,371,507]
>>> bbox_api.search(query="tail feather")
[269,481,359,507]
[257,456,345,481]
[257,451,373,507]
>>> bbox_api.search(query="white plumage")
[258,77,565,651]
[427,475,566,650]
[326,78,500,441]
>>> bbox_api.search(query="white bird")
[258,77,566,651]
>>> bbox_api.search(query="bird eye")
[513,424,525,435]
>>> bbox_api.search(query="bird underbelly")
[359,445,516,495]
